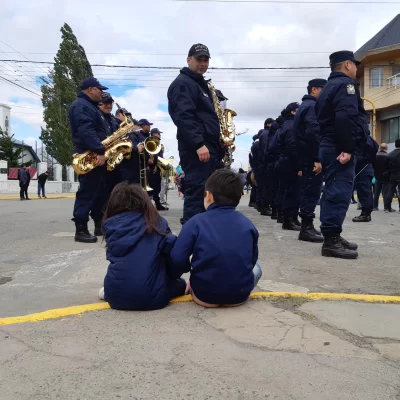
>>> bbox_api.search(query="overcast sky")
[0,0,398,169]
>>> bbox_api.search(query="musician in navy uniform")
[294,79,326,243]
[315,51,368,259]
[168,43,222,225]
[148,128,168,211]
[69,77,109,243]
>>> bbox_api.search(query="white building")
[0,103,11,135]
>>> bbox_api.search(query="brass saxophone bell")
[157,156,174,174]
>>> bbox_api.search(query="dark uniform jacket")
[356,136,379,172]
[250,138,261,171]
[103,212,179,311]
[374,151,389,181]
[278,115,299,168]
[294,95,320,163]
[169,204,259,305]
[315,72,368,154]
[69,92,106,155]
[387,148,400,180]
[167,67,221,155]
[100,112,119,137]
[258,128,269,165]
[266,119,284,164]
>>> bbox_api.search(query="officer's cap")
[150,128,163,135]
[308,79,327,88]
[286,102,299,112]
[101,92,114,103]
[329,51,361,67]
[138,119,154,126]
[116,108,130,115]
[80,77,108,91]
[188,43,211,58]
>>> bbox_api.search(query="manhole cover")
[0,277,12,285]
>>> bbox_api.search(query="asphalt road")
[0,191,399,319]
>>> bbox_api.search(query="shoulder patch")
[347,84,355,95]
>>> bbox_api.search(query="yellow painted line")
[1,292,399,326]
[0,195,75,200]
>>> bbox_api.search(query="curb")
[1,291,399,327]
[0,195,75,201]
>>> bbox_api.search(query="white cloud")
[0,0,398,169]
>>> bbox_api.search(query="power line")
[173,0,400,3]
[0,75,41,97]
[0,60,330,70]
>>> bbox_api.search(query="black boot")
[282,213,301,231]
[255,204,261,212]
[271,206,278,220]
[249,202,255,207]
[75,221,97,243]
[94,220,103,236]
[338,236,358,250]
[322,234,358,259]
[156,202,169,211]
[293,216,301,227]
[277,209,284,223]
[352,211,371,222]
[299,219,323,243]
[260,206,272,216]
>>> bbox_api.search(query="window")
[392,64,400,76]
[389,117,400,143]
[370,68,384,88]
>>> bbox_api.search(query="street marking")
[1,292,400,326]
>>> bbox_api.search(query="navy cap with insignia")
[138,118,153,126]
[101,92,114,103]
[329,51,361,67]
[188,43,211,58]
[116,107,130,115]
[80,77,108,91]
[308,79,327,88]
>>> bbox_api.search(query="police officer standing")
[148,128,168,211]
[168,43,222,224]
[315,51,368,259]
[250,133,262,211]
[294,79,327,243]
[69,77,109,243]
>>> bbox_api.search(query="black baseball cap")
[286,102,300,112]
[138,119,153,126]
[80,77,108,90]
[188,43,211,58]
[150,128,163,135]
[116,108,130,115]
[329,51,361,67]
[101,92,114,103]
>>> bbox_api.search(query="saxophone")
[208,80,237,168]
[72,117,135,175]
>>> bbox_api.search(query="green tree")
[40,23,93,166]
[0,128,32,168]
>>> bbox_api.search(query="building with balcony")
[355,14,400,149]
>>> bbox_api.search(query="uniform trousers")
[299,160,323,221]
[354,163,374,214]
[319,147,356,236]
[279,160,301,217]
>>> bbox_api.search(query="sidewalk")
[0,193,75,200]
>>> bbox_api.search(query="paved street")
[1,191,400,399]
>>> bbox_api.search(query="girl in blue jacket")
[99,182,188,310]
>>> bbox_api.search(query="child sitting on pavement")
[169,169,262,308]
[99,182,189,311]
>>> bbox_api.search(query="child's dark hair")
[103,182,165,235]
[205,169,243,207]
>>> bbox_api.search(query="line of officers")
[248,50,378,260]
[68,77,168,244]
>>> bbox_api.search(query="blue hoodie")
[169,204,259,305]
[103,212,179,310]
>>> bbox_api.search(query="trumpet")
[138,136,162,191]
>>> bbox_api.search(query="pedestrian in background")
[38,171,49,199]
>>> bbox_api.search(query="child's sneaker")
[98,287,105,300]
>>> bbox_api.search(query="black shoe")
[338,236,358,251]
[282,215,301,231]
[270,207,278,220]
[322,234,358,259]
[277,210,284,224]
[351,200,357,204]
[352,212,371,223]
[249,202,255,207]
[75,222,97,243]
[25,198,31,200]
[20,198,24,201]
[255,204,261,212]
[293,216,301,227]
[156,203,169,211]
[299,220,323,243]
[373,207,379,211]
[94,220,103,236]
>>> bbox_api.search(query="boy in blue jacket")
[169,169,262,307]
